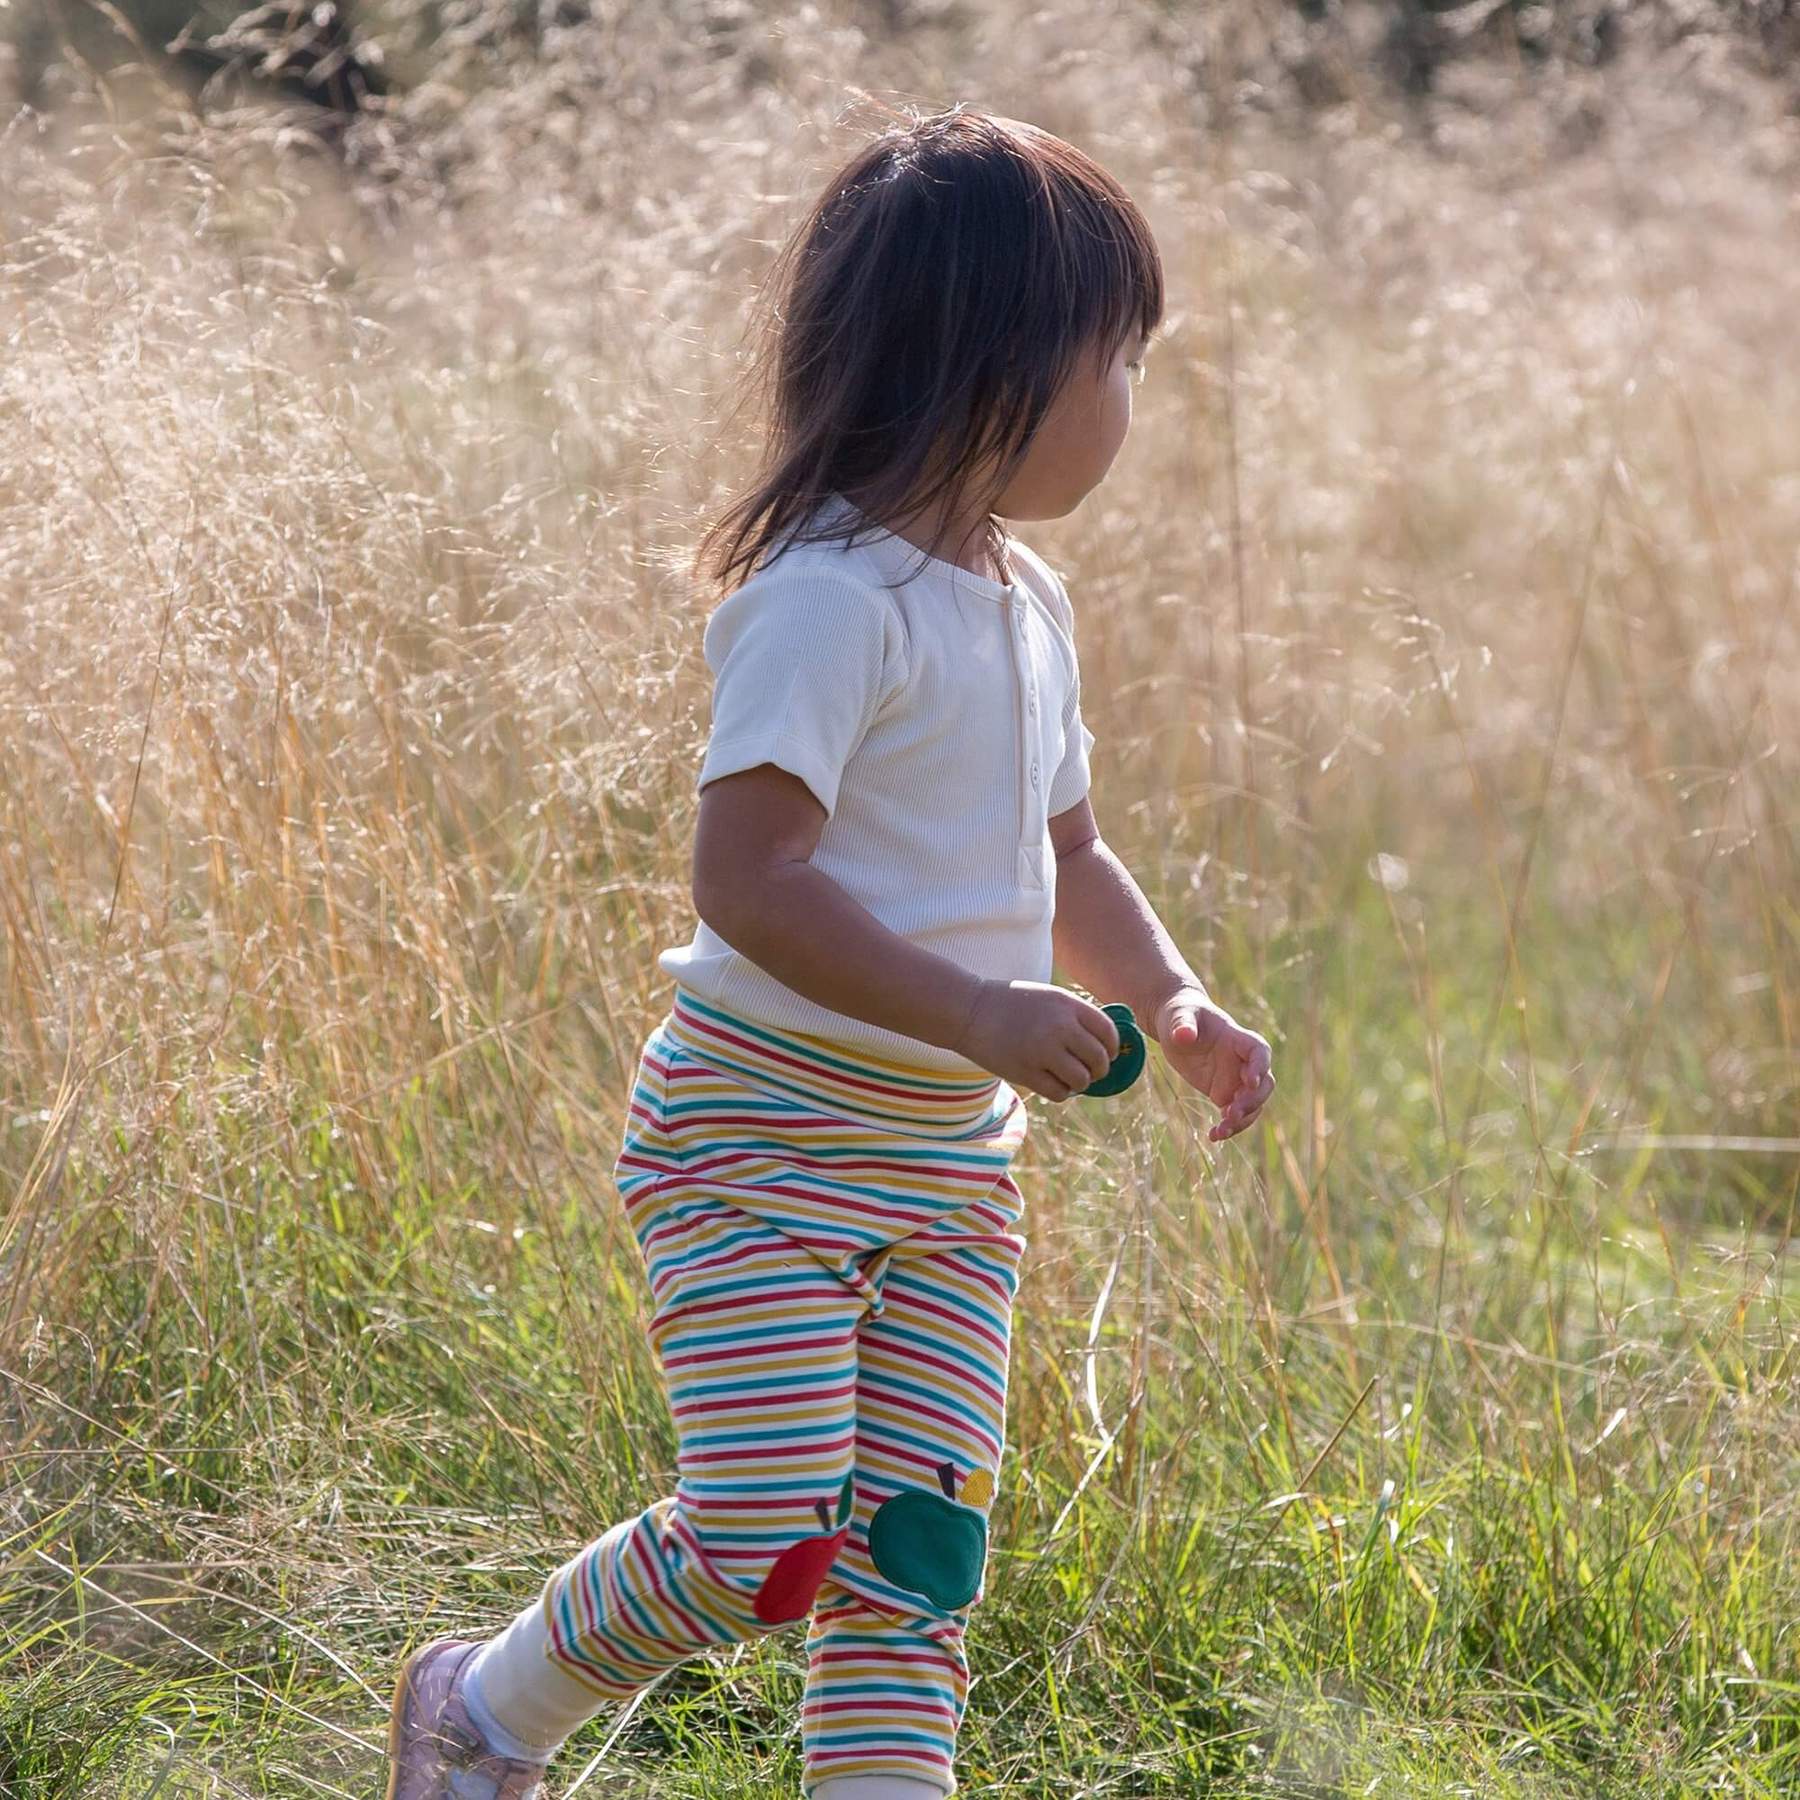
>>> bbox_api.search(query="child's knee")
[684,1472,860,1629]
[864,1460,995,1613]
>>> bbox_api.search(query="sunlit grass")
[1,2,1796,1793]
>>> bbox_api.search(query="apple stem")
[936,1460,957,1500]
[814,1498,831,1532]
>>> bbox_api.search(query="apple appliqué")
[867,1460,994,1609]
[752,1471,856,1624]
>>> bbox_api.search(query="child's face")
[994,328,1145,521]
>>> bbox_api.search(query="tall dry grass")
[1,1,1796,1792]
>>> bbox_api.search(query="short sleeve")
[1033,556,1094,815]
[695,567,910,819]
[1048,684,1096,814]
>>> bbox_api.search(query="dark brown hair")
[692,102,1164,596]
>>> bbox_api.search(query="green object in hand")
[1082,1003,1146,1098]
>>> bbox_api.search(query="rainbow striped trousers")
[546,987,1031,1796]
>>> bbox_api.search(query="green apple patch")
[867,1460,993,1609]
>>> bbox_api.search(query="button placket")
[1010,592,1046,887]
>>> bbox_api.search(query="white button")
[1029,697,1037,715]
[1030,762,1040,788]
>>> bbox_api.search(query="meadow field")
[2,0,1797,1792]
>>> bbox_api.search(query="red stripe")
[875,1250,1017,1310]
[638,1207,861,1263]
[661,1334,860,1373]
[885,1290,1008,1359]
[671,1007,997,1109]
[806,1750,954,1774]
[859,1343,1006,1413]
[643,1232,860,1285]
[806,1646,961,1672]
[672,1147,1004,1195]
[655,1173,932,1228]
[801,1697,950,1719]
[670,1378,855,1420]
[638,1219,852,1274]
[683,1433,856,1465]
[621,1511,715,1647]
[859,1389,1000,1458]
[686,1489,857,1514]
[656,1286,853,1325]
[614,1149,674,1189]
[873,1432,1002,1490]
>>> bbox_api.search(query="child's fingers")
[1212,1071,1275,1139]
[1236,1066,1275,1111]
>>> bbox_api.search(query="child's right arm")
[694,764,1118,1102]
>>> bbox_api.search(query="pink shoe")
[385,1637,551,1799]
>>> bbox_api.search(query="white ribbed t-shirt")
[656,491,1096,1074]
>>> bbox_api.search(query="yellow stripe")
[675,986,985,1086]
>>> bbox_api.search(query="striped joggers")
[527,987,1030,1796]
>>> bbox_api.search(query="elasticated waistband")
[659,987,1013,1139]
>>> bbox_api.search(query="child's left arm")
[1049,797,1275,1141]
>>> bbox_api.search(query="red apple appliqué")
[752,1471,856,1624]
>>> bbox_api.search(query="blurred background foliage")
[9,0,1800,128]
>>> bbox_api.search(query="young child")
[386,103,1275,1800]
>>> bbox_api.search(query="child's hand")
[955,979,1121,1103]
[1155,987,1275,1141]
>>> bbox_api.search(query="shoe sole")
[384,1643,418,1800]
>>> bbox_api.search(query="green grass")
[5,847,1797,1796]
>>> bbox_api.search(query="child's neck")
[853,491,1009,585]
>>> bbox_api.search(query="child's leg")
[801,1172,1028,1799]
[461,1591,599,1755]
[462,1023,870,1755]
[465,1246,867,1748]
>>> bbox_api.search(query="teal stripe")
[644,1205,883,1250]
[649,1269,872,1313]
[656,1318,857,1352]
[804,1728,955,1748]
[642,1224,865,1277]
[672,992,990,1096]
[677,1418,852,1448]
[804,1681,953,1698]
[672,1050,984,1135]
[658,1115,1012,1172]
[658,1159,950,1210]
[872,1282,1011,1337]
[873,1319,1000,1365]
[667,1369,859,1401]
[857,1372,993,1437]
[864,1415,993,1462]
[681,1476,851,1496]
